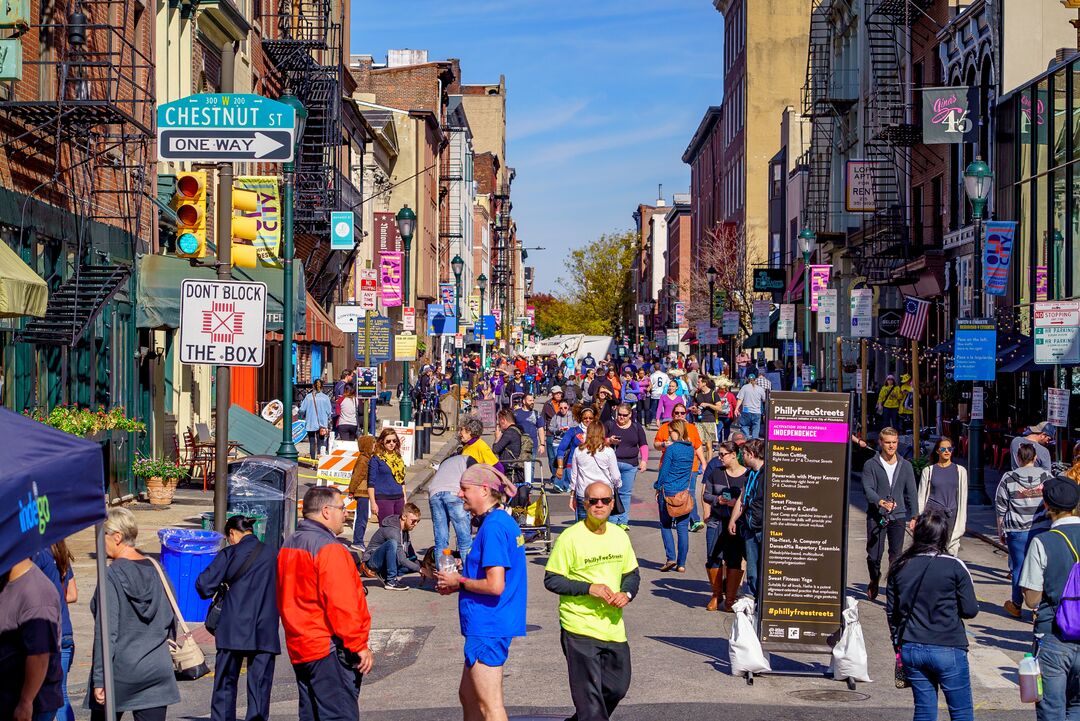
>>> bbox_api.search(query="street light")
[396,205,417,424]
[798,227,817,391]
[706,266,718,364]
[964,156,993,505]
[478,273,488,370]
[276,92,308,461]
[451,254,465,388]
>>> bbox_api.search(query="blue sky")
[351,0,725,293]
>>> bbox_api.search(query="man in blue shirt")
[299,379,333,459]
[436,465,527,721]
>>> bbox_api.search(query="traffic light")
[230,186,259,268]
[172,171,206,258]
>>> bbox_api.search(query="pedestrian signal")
[172,171,206,258]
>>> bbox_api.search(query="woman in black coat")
[196,516,280,721]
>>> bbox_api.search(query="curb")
[409,438,459,496]
[966,529,1007,553]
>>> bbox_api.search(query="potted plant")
[133,456,188,507]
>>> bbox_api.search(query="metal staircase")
[19,264,131,346]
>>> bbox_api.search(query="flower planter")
[145,476,177,506]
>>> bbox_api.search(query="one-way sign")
[158,93,296,163]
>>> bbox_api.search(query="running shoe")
[384,577,409,591]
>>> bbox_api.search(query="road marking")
[969,643,1018,689]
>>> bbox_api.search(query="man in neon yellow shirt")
[544,481,639,721]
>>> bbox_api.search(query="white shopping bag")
[830,597,872,683]
[729,597,771,676]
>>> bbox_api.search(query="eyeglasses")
[586,496,613,506]
[616,412,631,418]
[326,505,346,512]
[384,438,399,445]
[673,411,687,416]
[938,447,953,453]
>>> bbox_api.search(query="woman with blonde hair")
[569,421,622,522]
[369,427,408,523]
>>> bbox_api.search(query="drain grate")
[790,689,870,703]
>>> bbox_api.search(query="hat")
[886,374,896,382]
[1027,421,1058,438]
[900,373,911,383]
[746,372,757,379]
[1043,475,1079,510]
[550,385,563,393]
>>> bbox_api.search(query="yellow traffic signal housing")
[172,171,207,258]
[231,186,259,268]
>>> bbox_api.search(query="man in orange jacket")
[278,486,374,721]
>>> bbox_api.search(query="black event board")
[759,391,852,654]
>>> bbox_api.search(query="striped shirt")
[995,466,1053,533]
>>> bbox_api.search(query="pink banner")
[767,420,849,444]
[380,252,402,307]
[809,265,831,311]
[1036,266,1048,301]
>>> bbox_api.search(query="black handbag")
[205,542,263,636]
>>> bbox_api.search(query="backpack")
[518,430,534,462]
[1051,530,1080,640]
[719,393,731,417]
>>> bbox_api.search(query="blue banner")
[954,320,997,381]
[427,303,457,336]
[984,221,1016,297]
[474,315,496,340]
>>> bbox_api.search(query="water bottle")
[1019,653,1043,703]
[437,548,456,574]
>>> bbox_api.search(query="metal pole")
[803,252,811,390]
[95,523,116,719]
[399,233,413,423]
[214,42,235,534]
[836,336,843,393]
[860,339,868,436]
[708,279,715,372]
[968,214,989,504]
[363,261,373,434]
[912,338,921,461]
[454,274,462,387]
[276,163,298,459]
[480,291,487,370]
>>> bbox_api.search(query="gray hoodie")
[89,558,180,711]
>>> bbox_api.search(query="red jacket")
[277,519,371,664]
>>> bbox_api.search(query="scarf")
[380,451,406,485]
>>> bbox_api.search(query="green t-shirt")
[545,521,639,643]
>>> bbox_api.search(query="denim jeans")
[1037,634,1080,721]
[743,527,763,597]
[739,412,761,439]
[59,635,74,721]
[612,462,637,525]
[900,643,974,721]
[369,539,400,579]
[687,471,701,524]
[657,496,690,567]
[1007,529,1043,606]
[575,496,587,523]
[351,497,369,547]
[430,491,473,558]
[554,465,572,493]
[546,435,559,477]
[718,417,732,442]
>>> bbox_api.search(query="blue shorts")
[463,636,513,668]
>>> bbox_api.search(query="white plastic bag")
[729,597,771,675]
[830,597,872,683]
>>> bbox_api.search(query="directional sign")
[157,94,296,163]
[179,279,267,366]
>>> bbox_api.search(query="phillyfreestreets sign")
[158,94,297,162]
[179,279,267,366]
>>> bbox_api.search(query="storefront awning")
[228,404,285,457]
[999,344,1040,374]
[134,253,305,331]
[784,261,805,303]
[0,241,47,318]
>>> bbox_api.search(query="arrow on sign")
[169,131,284,158]
[158,129,294,162]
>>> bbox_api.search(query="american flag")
[899,296,930,340]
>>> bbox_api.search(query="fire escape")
[491,182,512,334]
[0,0,154,347]
[262,0,343,303]
[439,135,464,265]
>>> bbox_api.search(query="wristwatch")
[624,591,633,602]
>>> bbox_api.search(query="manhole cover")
[791,689,870,703]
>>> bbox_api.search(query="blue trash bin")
[158,528,223,623]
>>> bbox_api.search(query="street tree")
[531,292,579,337]
[559,230,637,336]
[674,223,766,338]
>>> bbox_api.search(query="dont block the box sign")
[179,279,268,366]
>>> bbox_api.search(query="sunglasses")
[617,412,631,418]
[938,447,953,452]
[384,438,399,445]
[586,496,613,506]
[673,411,687,416]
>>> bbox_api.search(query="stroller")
[503,457,552,554]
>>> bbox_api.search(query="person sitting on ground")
[361,504,423,591]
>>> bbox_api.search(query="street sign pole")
[364,261,374,436]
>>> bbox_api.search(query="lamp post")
[396,205,417,424]
[706,266,718,367]
[478,273,488,370]
[451,254,464,387]
[965,157,993,505]
[798,228,817,391]
[276,93,308,461]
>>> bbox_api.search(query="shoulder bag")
[204,543,263,636]
[148,558,211,680]
[893,558,933,688]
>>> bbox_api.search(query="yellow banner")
[236,176,282,268]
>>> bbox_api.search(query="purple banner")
[809,265,832,311]
[380,252,402,307]
[984,221,1016,297]
[766,420,849,444]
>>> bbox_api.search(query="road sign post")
[157,93,297,163]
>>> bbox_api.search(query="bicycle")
[415,388,449,436]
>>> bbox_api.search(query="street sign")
[395,333,418,361]
[777,304,795,340]
[878,308,902,337]
[179,279,267,366]
[330,211,354,250]
[358,268,378,311]
[402,306,415,332]
[333,305,363,333]
[954,319,997,381]
[817,289,838,333]
[157,94,297,162]
[427,303,457,336]
[752,300,771,334]
[971,386,984,420]
[752,268,786,293]
[850,289,873,338]
[722,311,740,336]
[1034,301,1080,365]
[1049,387,1070,427]
[356,367,378,398]
[355,315,392,363]
[474,315,496,340]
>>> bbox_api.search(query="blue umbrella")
[0,407,107,575]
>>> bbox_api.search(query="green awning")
[228,404,284,457]
[135,253,305,330]
[0,241,48,318]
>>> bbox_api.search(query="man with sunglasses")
[545,482,639,721]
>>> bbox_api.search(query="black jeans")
[560,628,631,721]
[866,509,906,583]
[337,425,357,441]
[293,651,364,721]
[307,431,327,459]
[212,649,276,721]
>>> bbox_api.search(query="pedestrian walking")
[435,465,528,721]
[604,403,648,527]
[648,367,670,427]
[545,393,573,477]
[654,404,706,531]
[876,375,902,431]
[654,419,695,573]
[459,415,500,467]
[701,440,748,611]
[887,509,978,721]
[654,380,686,425]
[2,553,63,721]
[428,453,476,560]
[728,439,766,598]
[335,384,359,441]
[734,374,767,439]
[861,427,918,601]
[897,373,914,433]
[555,406,597,494]
[634,369,652,426]
[691,375,722,462]
[278,486,374,721]
[369,427,408,523]
[299,378,332,458]
[492,409,525,482]
[544,481,639,721]
[196,515,280,721]
[88,507,180,721]
[714,378,738,442]
[33,541,77,721]
[348,435,378,551]
[570,422,622,523]
[916,437,968,556]
[995,442,1052,619]
[1011,421,1057,470]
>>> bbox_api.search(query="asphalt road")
[68,422,1037,720]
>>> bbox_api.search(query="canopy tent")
[0,240,48,318]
